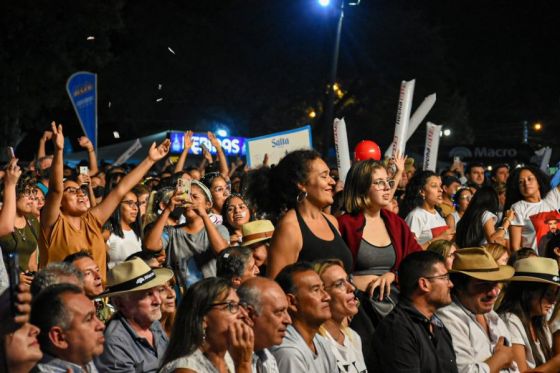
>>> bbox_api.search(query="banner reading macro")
[66,72,98,150]
[246,125,312,167]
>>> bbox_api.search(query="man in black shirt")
[371,251,458,373]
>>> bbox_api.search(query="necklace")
[15,226,27,241]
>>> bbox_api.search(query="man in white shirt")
[270,262,337,373]
[437,247,517,373]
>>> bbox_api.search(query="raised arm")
[143,191,183,251]
[208,132,229,180]
[40,122,65,234]
[37,130,52,159]
[0,158,21,236]
[90,139,170,224]
[174,130,193,173]
[389,152,406,199]
[77,136,99,176]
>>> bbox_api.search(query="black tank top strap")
[295,208,353,273]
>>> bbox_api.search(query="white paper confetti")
[108,101,112,108]
[156,97,163,102]
[157,84,162,90]
[87,36,95,41]
[167,47,176,55]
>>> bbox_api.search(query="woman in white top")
[445,187,472,231]
[497,257,560,371]
[402,170,454,249]
[455,186,513,249]
[106,191,142,268]
[160,277,253,373]
[314,259,367,373]
[505,165,560,251]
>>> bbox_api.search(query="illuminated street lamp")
[533,122,543,131]
[319,0,360,155]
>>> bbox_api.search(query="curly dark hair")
[504,165,551,212]
[244,149,321,222]
[399,170,439,219]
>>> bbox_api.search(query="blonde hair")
[427,240,455,258]
[342,160,387,214]
[483,243,509,263]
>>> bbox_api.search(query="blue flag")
[66,72,98,150]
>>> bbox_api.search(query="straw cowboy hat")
[102,257,174,297]
[242,220,275,247]
[510,257,560,286]
[451,247,514,281]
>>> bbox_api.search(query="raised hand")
[4,157,21,186]
[77,173,91,186]
[148,139,170,162]
[207,131,221,149]
[184,130,193,150]
[227,319,254,368]
[41,131,53,143]
[50,121,65,151]
[78,136,94,151]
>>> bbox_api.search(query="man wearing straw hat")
[95,258,174,372]
[242,219,275,269]
[437,247,518,373]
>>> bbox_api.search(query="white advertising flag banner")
[333,118,351,183]
[390,79,415,159]
[423,122,442,172]
[385,92,435,159]
[246,126,312,167]
[113,139,142,166]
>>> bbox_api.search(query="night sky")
[3,0,559,162]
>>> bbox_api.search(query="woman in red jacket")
[338,160,421,300]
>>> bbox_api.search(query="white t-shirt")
[405,207,448,244]
[511,187,560,250]
[159,348,235,373]
[501,312,550,369]
[481,210,509,245]
[322,327,367,373]
[107,229,142,269]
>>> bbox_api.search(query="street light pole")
[321,0,344,156]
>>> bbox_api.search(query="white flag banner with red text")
[423,122,442,172]
[333,118,351,183]
[390,79,415,159]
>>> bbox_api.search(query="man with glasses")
[95,258,174,372]
[437,247,517,373]
[270,262,337,373]
[238,277,292,373]
[371,251,457,372]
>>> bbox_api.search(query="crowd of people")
[2,124,560,373]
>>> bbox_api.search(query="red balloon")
[354,140,381,161]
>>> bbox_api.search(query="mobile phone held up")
[79,166,89,175]
[176,178,192,205]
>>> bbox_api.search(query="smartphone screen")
[79,166,89,175]
[6,252,19,317]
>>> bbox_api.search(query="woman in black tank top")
[259,150,353,278]
[295,208,352,273]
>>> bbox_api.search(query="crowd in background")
[2,124,560,372]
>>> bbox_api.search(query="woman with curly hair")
[401,170,454,249]
[505,165,560,251]
[249,150,352,279]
